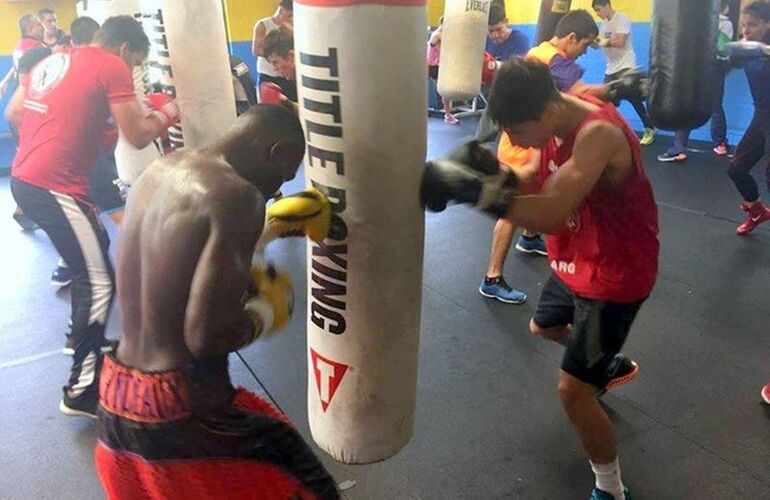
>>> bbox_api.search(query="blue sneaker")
[515,235,547,256]
[479,276,527,304]
[51,265,72,288]
[590,487,631,500]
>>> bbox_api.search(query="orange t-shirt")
[497,132,532,170]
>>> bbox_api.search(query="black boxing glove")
[447,140,502,176]
[420,159,517,218]
[606,69,649,103]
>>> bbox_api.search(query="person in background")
[2,15,46,231]
[428,17,459,124]
[475,3,530,141]
[657,0,735,163]
[0,15,44,101]
[252,0,294,100]
[592,0,656,146]
[261,26,298,104]
[725,1,770,235]
[38,8,67,48]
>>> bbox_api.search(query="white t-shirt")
[599,12,636,75]
[256,17,279,76]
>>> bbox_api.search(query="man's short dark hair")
[488,4,507,26]
[37,8,55,18]
[487,59,561,126]
[554,9,599,40]
[591,0,610,8]
[744,1,770,21]
[263,26,293,59]
[279,0,293,11]
[71,16,100,45]
[19,15,36,37]
[94,15,150,56]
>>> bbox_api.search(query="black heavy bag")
[648,0,721,130]
[535,0,573,44]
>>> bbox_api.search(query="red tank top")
[539,95,659,302]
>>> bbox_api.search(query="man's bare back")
[115,150,265,373]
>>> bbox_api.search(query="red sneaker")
[762,383,770,405]
[736,203,770,235]
[713,142,729,156]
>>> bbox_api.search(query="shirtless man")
[95,103,339,499]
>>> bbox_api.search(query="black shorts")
[532,274,645,387]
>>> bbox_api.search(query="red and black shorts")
[95,354,339,500]
[533,274,645,387]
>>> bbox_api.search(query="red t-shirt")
[12,46,135,200]
[12,37,45,71]
[539,95,659,302]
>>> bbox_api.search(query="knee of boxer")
[529,318,542,336]
[727,162,745,182]
[556,370,594,408]
[529,318,569,340]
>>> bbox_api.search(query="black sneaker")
[59,386,98,419]
[596,354,639,397]
[51,265,72,288]
[13,207,39,231]
[62,337,116,356]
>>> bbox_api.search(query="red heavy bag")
[648,0,721,130]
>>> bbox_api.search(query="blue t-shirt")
[485,28,529,62]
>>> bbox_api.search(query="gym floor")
[0,117,769,500]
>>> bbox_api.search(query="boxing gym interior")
[1,0,769,499]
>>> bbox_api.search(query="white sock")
[58,257,68,268]
[590,458,625,500]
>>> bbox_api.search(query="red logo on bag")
[310,348,349,412]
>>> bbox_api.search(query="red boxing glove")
[258,82,286,105]
[481,52,501,87]
[145,92,180,128]
[101,125,118,152]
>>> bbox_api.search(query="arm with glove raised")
[254,188,333,250]
[420,139,519,218]
[110,91,180,149]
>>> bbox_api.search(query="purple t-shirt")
[549,54,585,91]
[527,41,584,92]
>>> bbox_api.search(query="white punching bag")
[76,0,161,185]
[139,0,236,149]
[437,0,491,101]
[295,0,426,464]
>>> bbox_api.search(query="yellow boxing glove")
[242,264,294,343]
[255,188,332,250]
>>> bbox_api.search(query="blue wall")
[0,31,758,148]
[0,56,13,135]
